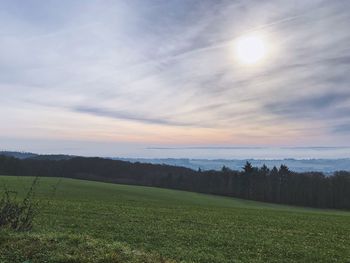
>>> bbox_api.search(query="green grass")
[0,175,349,263]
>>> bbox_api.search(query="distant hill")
[115,157,350,174]
[31,154,74,161]
[0,151,73,161]
[2,151,350,173]
[0,151,38,159]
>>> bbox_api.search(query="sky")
[1,0,350,158]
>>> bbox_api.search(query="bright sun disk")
[234,34,268,65]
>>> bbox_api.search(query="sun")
[234,34,268,65]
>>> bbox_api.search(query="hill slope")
[0,176,349,262]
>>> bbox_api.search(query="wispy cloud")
[74,106,193,127]
[1,0,350,155]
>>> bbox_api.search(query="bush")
[0,177,39,231]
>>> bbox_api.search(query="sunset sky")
[1,0,350,157]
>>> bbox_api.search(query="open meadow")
[0,175,349,263]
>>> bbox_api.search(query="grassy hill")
[0,176,349,262]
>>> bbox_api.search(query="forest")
[0,154,349,209]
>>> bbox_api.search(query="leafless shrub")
[0,177,39,231]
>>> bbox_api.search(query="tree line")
[0,155,349,209]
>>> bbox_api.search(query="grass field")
[0,175,349,263]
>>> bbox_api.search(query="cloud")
[332,123,350,134]
[263,91,350,119]
[1,0,350,155]
[74,106,193,127]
